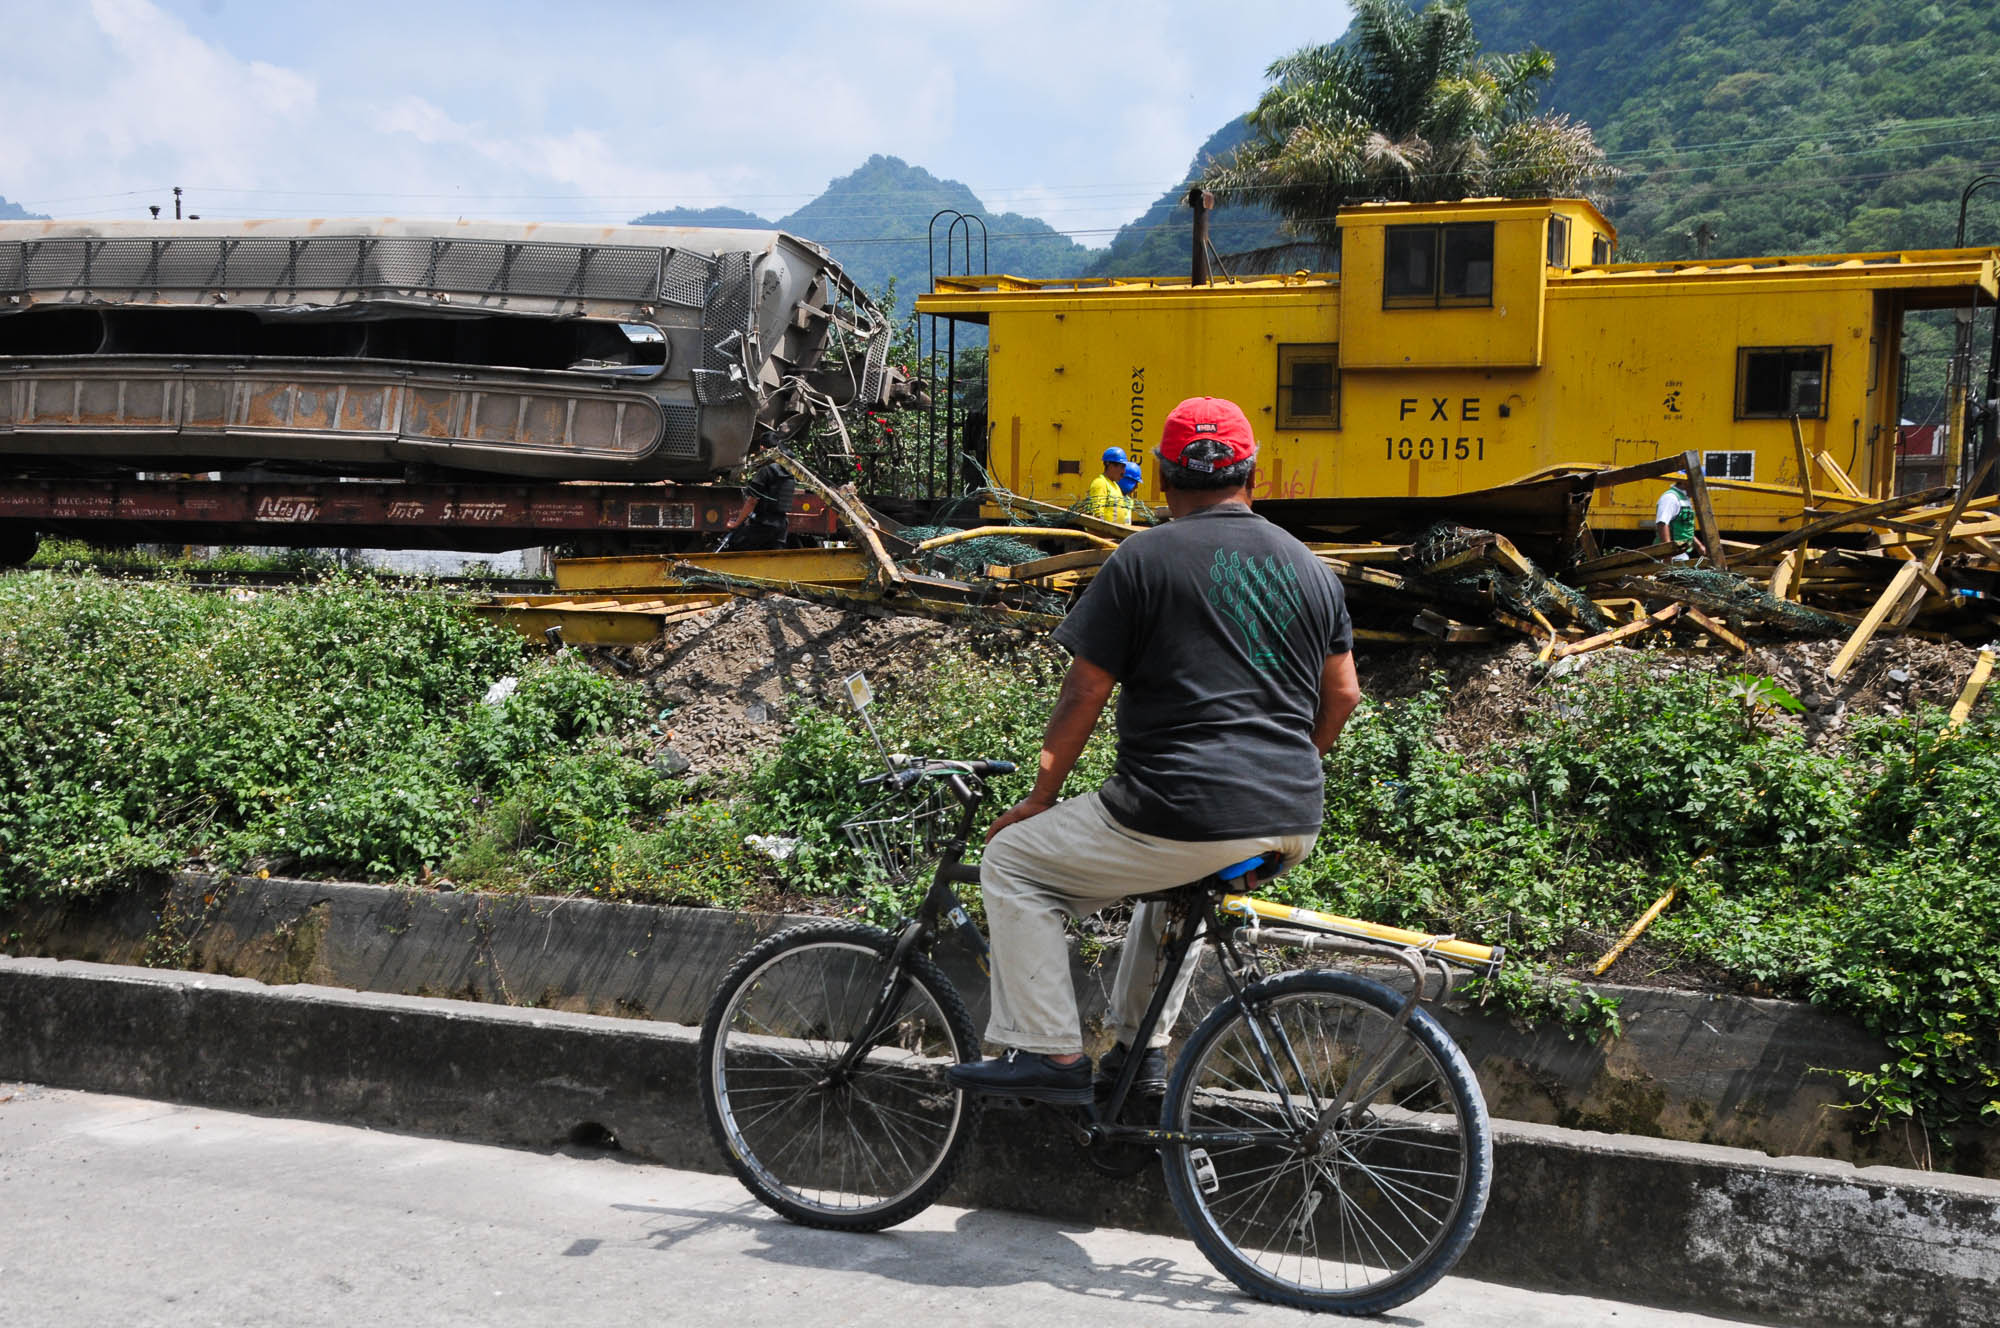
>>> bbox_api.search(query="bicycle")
[698,676,1503,1316]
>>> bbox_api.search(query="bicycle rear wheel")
[698,921,981,1231]
[1160,969,1491,1315]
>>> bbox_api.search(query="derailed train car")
[0,218,907,483]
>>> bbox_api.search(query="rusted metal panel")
[0,476,838,551]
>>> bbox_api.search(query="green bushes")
[5,567,1996,1139]
[0,572,649,896]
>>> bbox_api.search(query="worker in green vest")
[1653,482,1707,561]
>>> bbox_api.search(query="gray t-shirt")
[1052,504,1352,840]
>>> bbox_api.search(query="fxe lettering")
[1399,398,1484,421]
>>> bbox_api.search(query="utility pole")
[1692,221,1714,260]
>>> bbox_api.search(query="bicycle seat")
[1127,852,1285,904]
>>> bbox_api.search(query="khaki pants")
[979,791,1318,1056]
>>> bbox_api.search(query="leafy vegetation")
[1202,0,1611,247]
[26,539,344,578]
[7,569,2000,1147]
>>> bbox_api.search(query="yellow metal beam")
[473,595,725,647]
[554,548,874,592]
[1220,894,1498,967]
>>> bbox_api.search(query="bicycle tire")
[698,920,982,1231]
[1159,968,1492,1315]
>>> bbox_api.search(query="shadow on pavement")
[608,1197,1420,1323]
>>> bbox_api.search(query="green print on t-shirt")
[1206,547,1303,672]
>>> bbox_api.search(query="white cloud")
[373,95,472,147]
[0,0,1344,244]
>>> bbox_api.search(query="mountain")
[0,195,47,221]
[629,205,776,230]
[635,155,1093,314]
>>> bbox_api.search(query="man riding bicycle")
[947,396,1361,1105]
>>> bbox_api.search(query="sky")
[0,0,1350,247]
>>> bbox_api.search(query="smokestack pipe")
[1188,187,1213,286]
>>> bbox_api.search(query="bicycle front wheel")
[1160,969,1492,1315]
[698,921,981,1231]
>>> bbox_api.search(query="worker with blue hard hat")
[1086,447,1134,523]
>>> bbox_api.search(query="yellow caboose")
[916,197,1999,538]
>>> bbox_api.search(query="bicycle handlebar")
[859,756,1016,788]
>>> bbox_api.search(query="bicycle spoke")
[707,932,973,1224]
[1163,974,1489,1311]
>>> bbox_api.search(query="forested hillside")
[0,195,47,221]
[1467,0,2000,259]
[1092,0,2000,274]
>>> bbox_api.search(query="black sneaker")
[946,1049,1094,1105]
[1093,1041,1169,1097]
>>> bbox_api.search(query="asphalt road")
[0,1083,1766,1327]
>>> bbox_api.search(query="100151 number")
[1386,436,1485,461]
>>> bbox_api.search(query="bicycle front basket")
[841,780,957,887]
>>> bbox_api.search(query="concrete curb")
[11,871,1985,1172]
[2,956,1995,1327]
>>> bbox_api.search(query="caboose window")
[1547,216,1571,268]
[1277,344,1340,430]
[1736,346,1829,419]
[1383,223,1494,307]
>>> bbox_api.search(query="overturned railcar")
[0,219,902,482]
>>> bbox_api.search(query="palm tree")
[1201,0,1611,248]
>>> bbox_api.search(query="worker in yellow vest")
[1085,447,1134,524]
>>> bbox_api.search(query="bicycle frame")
[848,763,1492,1152]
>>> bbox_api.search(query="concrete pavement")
[0,1083,1769,1328]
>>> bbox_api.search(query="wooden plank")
[1962,534,2000,563]
[1412,609,1496,643]
[1790,417,1817,514]
[1304,543,1407,562]
[1826,559,1925,681]
[1550,603,1682,660]
[1571,539,1682,577]
[1585,454,1697,491]
[1319,557,1440,598]
[1352,628,1432,644]
[1923,453,1999,576]
[1734,486,1956,565]
[760,451,910,590]
[1406,540,1498,576]
[998,548,1112,580]
[1488,533,1540,580]
[1680,451,1726,569]
[1768,548,1800,601]
[1684,607,1751,654]
[1813,447,1868,499]
[1949,649,1996,729]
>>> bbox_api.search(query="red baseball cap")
[1158,396,1258,472]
